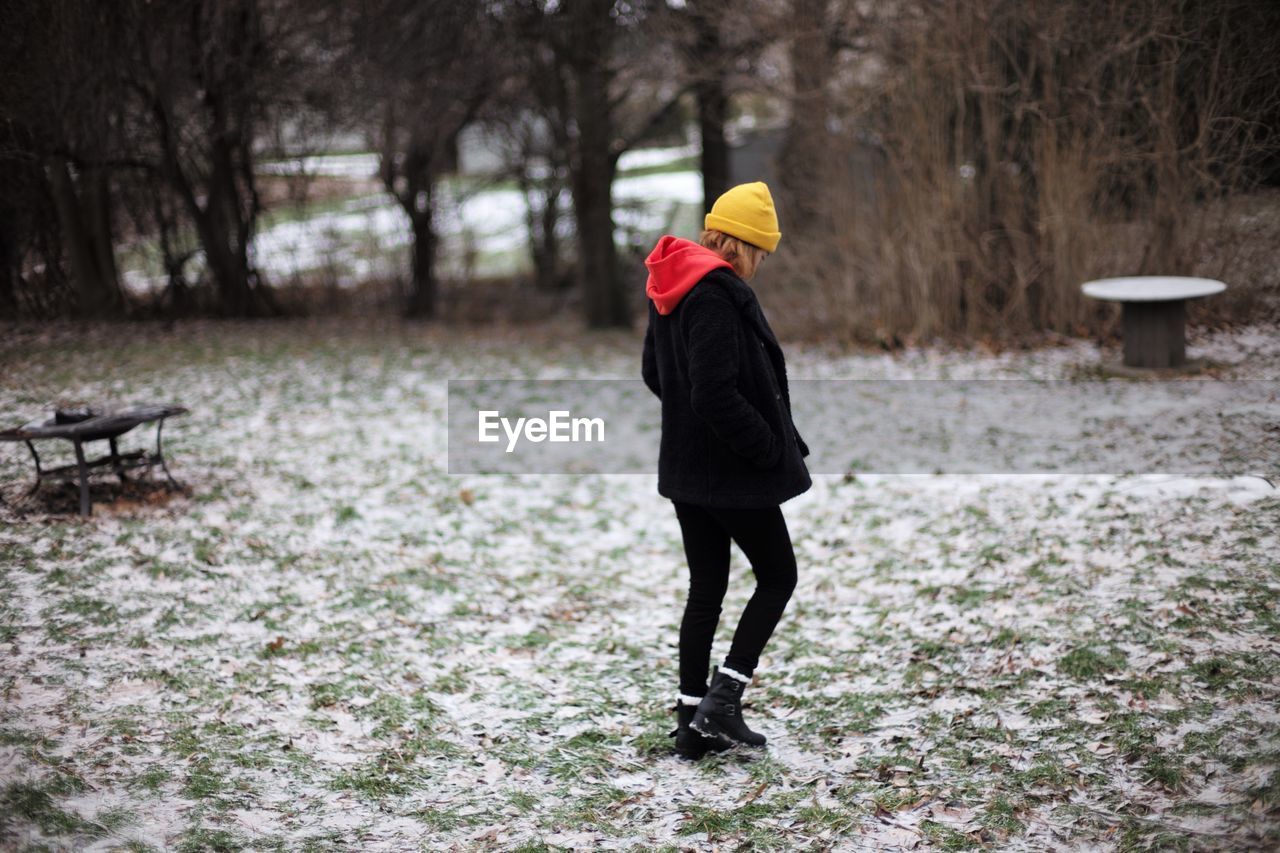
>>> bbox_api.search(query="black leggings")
[672,500,797,697]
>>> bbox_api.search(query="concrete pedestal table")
[1081,276,1226,369]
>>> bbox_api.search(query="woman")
[641,181,811,759]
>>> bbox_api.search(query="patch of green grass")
[485,736,540,770]
[561,783,630,826]
[988,626,1023,647]
[511,629,554,650]
[795,802,861,835]
[259,636,324,659]
[59,594,121,626]
[1108,710,1157,760]
[1142,751,1186,792]
[129,766,171,792]
[1015,756,1075,791]
[430,667,468,695]
[406,803,476,831]
[679,801,777,839]
[509,842,559,853]
[175,825,248,852]
[330,727,461,801]
[330,756,420,799]
[0,726,48,748]
[544,729,616,782]
[1187,655,1268,695]
[308,680,349,709]
[919,817,980,849]
[118,841,161,853]
[981,794,1024,837]
[0,781,103,838]
[1115,817,1193,852]
[183,760,228,800]
[632,724,676,758]
[1113,672,1180,699]
[1058,644,1126,679]
[507,789,539,812]
[1026,697,1071,721]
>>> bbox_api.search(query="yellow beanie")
[704,181,781,253]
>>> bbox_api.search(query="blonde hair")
[699,229,769,281]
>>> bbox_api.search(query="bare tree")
[689,4,730,211]
[484,11,575,294]
[490,108,574,293]
[775,0,869,239]
[666,1,776,212]
[346,0,500,319]
[509,0,692,329]
[0,0,127,317]
[557,0,630,328]
[121,0,338,316]
[769,0,1280,342]
[123,0,265,315]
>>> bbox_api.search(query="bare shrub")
[766,0,1280,344]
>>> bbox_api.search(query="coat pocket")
[748,346,788,444]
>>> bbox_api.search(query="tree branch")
[609,83,695,167]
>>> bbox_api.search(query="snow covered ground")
[0,321,1277,850]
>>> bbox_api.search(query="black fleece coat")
[642,267,812,508]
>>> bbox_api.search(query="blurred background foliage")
[0,0,1277,343]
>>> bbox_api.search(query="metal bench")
[0,403,188,516]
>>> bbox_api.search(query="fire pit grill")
[0,403,188,516]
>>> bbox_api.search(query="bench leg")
[1122,300,1185,368]
[109,437,129,482]
[74,440,91,516]
[24,440,43,496]
[155,417,182,490]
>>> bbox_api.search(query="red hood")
[644,235,733,315]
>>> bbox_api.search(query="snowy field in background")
[1,322,1277,850]
[123,146,702,295]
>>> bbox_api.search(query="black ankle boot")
[670,699,733,759]
[690,666,767,746]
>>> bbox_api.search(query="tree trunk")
[389,134,441,319]
[85,167,120,302]
[697,78,730,213]
[46,155,121,317]
[777,0,832,238]
[0,227,15,318]
[196,219,251,317]
[524,178,565,291]
[197,219,254,317]
[205,138,259,316]
[149,184,194,313]
[571,147,624,327]
[570,54,628,328]
[406,206,438,318]
[537,186,562,290]
[690,9,730,211]
[169,132,262,317]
